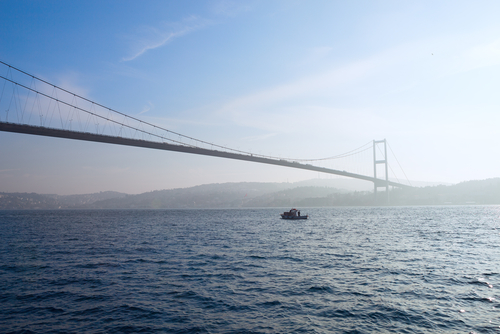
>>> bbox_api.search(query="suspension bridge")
[0,61,412,196]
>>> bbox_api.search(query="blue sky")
[1,0,500,194]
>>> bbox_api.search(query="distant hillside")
[292,177,449,191]
[0,191,126,210]
[85,182,332,209]
[390,178,500,205]
[1,178,499,210]
[0,182,345,210]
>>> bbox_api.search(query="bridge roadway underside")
[0,122,411,189]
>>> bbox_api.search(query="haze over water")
[1,206,499,333]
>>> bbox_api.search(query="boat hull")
[280,215,308,219]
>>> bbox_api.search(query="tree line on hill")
[0,178,499,210]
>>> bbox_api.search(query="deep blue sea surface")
[1,206,499,333]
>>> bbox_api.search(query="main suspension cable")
[0,60,375,164]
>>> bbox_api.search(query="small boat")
[280,208,308,219]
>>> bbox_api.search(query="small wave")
[275,256,303,262]
[74,294,109,302]
[258,300,282,307]
[106,324,157,333]
[211,272,245,280]
[308,285,334,294]
[172,290,215,304]
[6,329,37,334]
[460,295,497,303]
[317,308,355,319]
[75,262,122,269]
[16,291,71,302]
[0,264,49,273]
[45,306,65,314]
[466,277,494,288]
[71,306,105,316]
[148,259,167,264]
[134,247,158,253]
[366,306,430,328]
[52,277,103,286]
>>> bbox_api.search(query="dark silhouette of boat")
[280,208,308,219]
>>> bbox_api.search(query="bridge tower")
[373,139,389,204]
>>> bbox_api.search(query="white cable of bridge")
[387,141,412,187]
[291,142,373,162]
[374,141,412,187]
[0,60,373,164]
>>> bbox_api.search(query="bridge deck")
[0,122,412,189]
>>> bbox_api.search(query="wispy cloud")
[138,101,154,115]
[216,28,500,135]
[37,71,90,98]
[216,57,377,129]
[241,133,277,142]
[122,16,211,62]
[457,38,500,72]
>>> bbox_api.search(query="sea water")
[1,206,499,333]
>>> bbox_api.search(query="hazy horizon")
[1,1,499,195]
[0,176,456,196]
